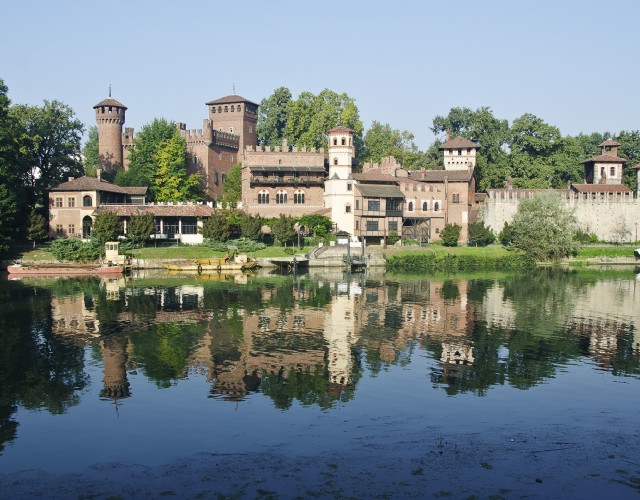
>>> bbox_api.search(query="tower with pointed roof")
[205,94,258,154]
[438,136,480,171]
[324,126,356,234]
[93,94,127,173]
[581,139,627,185]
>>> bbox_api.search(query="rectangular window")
[67,197,75,207]
[55,197,62,207]
[366,220,379,231]
[367,200,380,212]
[355,199,360,210]
[56,225,63,235]
[68,224,75,235]
[345,205,351,213]
[389,221,398,231]
[355,221,359,230]
[347,183,352,191]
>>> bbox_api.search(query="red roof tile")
[205,95,258,106]
[328,126,353,134]
[93,98,127,109]
[598,139,621,147]
[438,137,480,150]
[581,154,627,164]
[51,176,147,195]
[95,204,214,217]
[571,184,631,193]
[409,170,474,182]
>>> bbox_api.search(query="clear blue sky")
[2,0,638,149]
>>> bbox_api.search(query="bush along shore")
[385,252,537,273]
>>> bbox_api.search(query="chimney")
[68,176,74,182]
[446,130,450,141]
[282,138,288,151]
[96,169,102,181]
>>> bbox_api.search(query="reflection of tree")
[260,363,360,410]
[128,322,204,388]
[609,330,640,378]
[0,281,88,451]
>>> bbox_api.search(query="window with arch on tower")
[224,106,228,112]
[333,138,337,145]
[341,137,346,145]
[408,201,413,212]
[237,105,242,111]
[230,105,234,112]
[221,173,227,184]
[258,190,269,204]
[334,158,338,165]
[214,172,219,185]
[434,201,440,212]
[211,107,216,113]
[422,201,428,211]
[83,195,92,207]
[294,190,305,204]
[276,190,287,204]
[218,106,222,113]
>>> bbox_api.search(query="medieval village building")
[49,93,640,244]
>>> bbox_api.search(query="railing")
[250,177,324,187]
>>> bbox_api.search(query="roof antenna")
[109,84,112,98]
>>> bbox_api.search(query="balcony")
[250,177,324,187]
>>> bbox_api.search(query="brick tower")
[205,94,258,153]
[93,92,127,173]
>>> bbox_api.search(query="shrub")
[201,212,231,241]
[498,222,515,246]
[467,222,496,247]
[91,210,123,243]
[126,211,155,247]
[49,238,103,262]
[203,238,266,253]
[441,223,462,247]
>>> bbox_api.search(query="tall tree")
[257,87,292,147]
[117,118,176,190]
[363,121,420,168]
[82,125,100,177]
[220,162,242,208]
[617,130,640,191]
[0,79,20,253]
[11,100,84,208]
[284,89,365,160]
[431,107,510,190]
[152,134,202,202]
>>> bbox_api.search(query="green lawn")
[575,245,638,259]
[127,244,313,260]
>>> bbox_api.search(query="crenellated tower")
[93,94,127,173]
[205,94,258,154]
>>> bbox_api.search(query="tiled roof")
[205,95,258,106]
[95,204,214,217]
[571,184,632,193]
[410,170,474,182]
[582,154,627,164]
[93,98,127,109]
[328,126,353,134]
[50,176,147,195]
[352,173,401,183]
[598,139,621,147]
[438,137,480,149]
[356,184,404,199]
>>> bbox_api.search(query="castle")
[84,92,640,244]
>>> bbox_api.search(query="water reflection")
[0,268,639,453]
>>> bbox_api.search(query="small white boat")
[634,248,640,261]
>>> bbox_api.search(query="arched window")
[294,190,305,204]
[224,106,228,112]
[610,166,615,176]
[82,216,92,239]
[276,190,287,204]
[230,105,234,112]
[422,201,428,211]
[434,201,440,212]
[221,173,227,184]
[211,107,216,113]
[258,190,269,204]
[334,157,338,165]
[341,137,346,145]
[237,105,242,112]
[214,172,219,185]
[408,201,414,212]
[333,138,337,145]
[218,106,222,113]
[83,195,92,207]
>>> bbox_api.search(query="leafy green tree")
[120,118,176,190]
[0,79,21,253]
[467,222,495,247]
[509,191,578,261]
[284,89,365,160]
[299,214,332,238]
[440,223,462,247]
[201,211,231,241]
[91,210,123,243]
[239,213,263,240]
[363,121,420,168]
[27,209,48,248]
[220,163,242,208]
[271,214,296,246]
[257,86,292,147]
[431,107,510,190]
[618,130,640,191]
[126,211,155,247]
[10,99,84,208]
[498,222,515,246]
[82,125,100,177]
[0,185,17,254]
[152,134,202,202]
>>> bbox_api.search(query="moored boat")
[164,252,259,273]
[7,263,124,277]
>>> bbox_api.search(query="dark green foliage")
[91,210,123,243]
[82,125,99,177]
[271,214,296,246]
[126,211,155,247]
[201,211,231,241]
[385,253,536,272]
[27,209,48,246]
[498,222,515,246]
[298,214,332,238]
[467,222,496,247]
[575,229,599,244]
[441,223,462,247]
[204,238,266,252]
[220,163,242,207]
[257,87,292,147]
[387,230,400,245]
[239,213,263,240]
[49,238,103,262]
